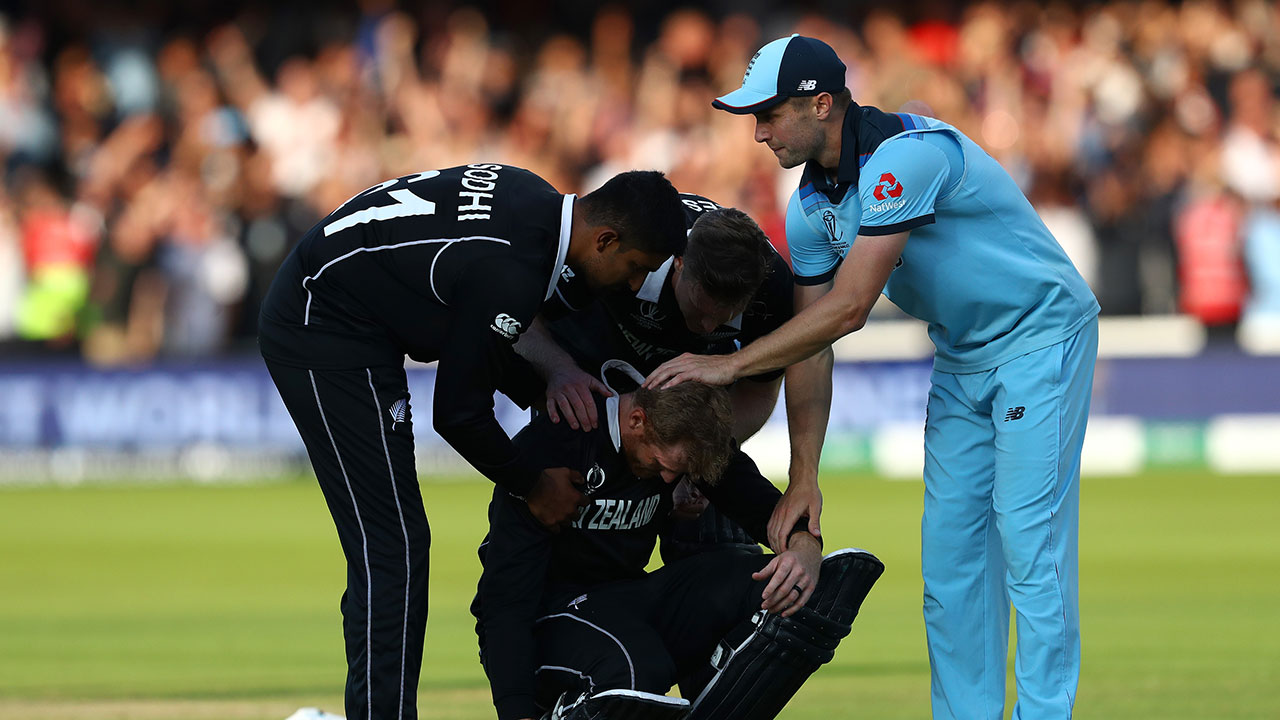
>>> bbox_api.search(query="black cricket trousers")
[267,360,430,720]
[531,549,771,709]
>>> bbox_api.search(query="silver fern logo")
[389,398,407,430]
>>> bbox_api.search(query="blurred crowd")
[1,0,1279,364]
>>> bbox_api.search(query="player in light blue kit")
[647,35,1099,719]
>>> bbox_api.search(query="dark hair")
[579,170,687,257]
[631,382,733,484]
[683,208,772,305]
[783,88,851,113]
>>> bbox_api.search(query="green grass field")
[1,471,1278,720]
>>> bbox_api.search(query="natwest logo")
[873,173,904,201]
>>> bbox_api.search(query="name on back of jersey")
[458,163,503,221]
[681,195,721,214]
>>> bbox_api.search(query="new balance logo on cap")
[1005,406,1026,422]
[491,313,522,339]
[798,79,817,91]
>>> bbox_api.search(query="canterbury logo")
[389,398,407,430]
[797,79,817,91]
[491,313,522,339]
[1004,406,1026,422]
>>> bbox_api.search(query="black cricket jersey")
[259,164,573,495]
[509,395,782,584]
[471,393,794,720]
[543,193,795,381]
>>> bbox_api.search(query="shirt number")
[324,171,440,236]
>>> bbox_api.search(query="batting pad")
[684,548,885,720]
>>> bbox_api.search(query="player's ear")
[595,227,620,253]
[628,407,647,432]
[814,92,834,121]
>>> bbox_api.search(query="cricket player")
[472,363,883,720]
[648,35,1100,719]
[258,165,687,720]
[514,197,828,560]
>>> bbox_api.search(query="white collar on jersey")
[636,256,675,303]
[606,396,622,452]
[636,254,744,330]
[547,194,575,302]
[600,359,647,452]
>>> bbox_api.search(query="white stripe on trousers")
[309,370,373,720]
[366,368,412,720]
[536,665,597,695]
[536,613,636,690]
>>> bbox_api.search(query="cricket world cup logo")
[823,210,841,240]
[634,301,665,329]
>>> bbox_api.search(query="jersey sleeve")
[695,447,778,547]
[696,446,814,551]
[510,404,600,472]
[432,253,546,496]
[784,190,842,285]
[858,136,950,236]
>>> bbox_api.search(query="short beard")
[776,150,808,169]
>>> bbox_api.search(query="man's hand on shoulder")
[545,365,613,430]
[526,467,590,528]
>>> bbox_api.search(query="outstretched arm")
[729,376,783,443]
[432,255,586,525]
[514,315,613,430]
[768,279,836,549]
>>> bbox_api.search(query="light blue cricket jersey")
[785,106,1099,373]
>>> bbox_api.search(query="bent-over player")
[650,35,1100,719]
[471,364,883,720]
[515,199,828,558]
[259,165,687,720]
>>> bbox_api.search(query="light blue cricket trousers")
[922,317,1097,720]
